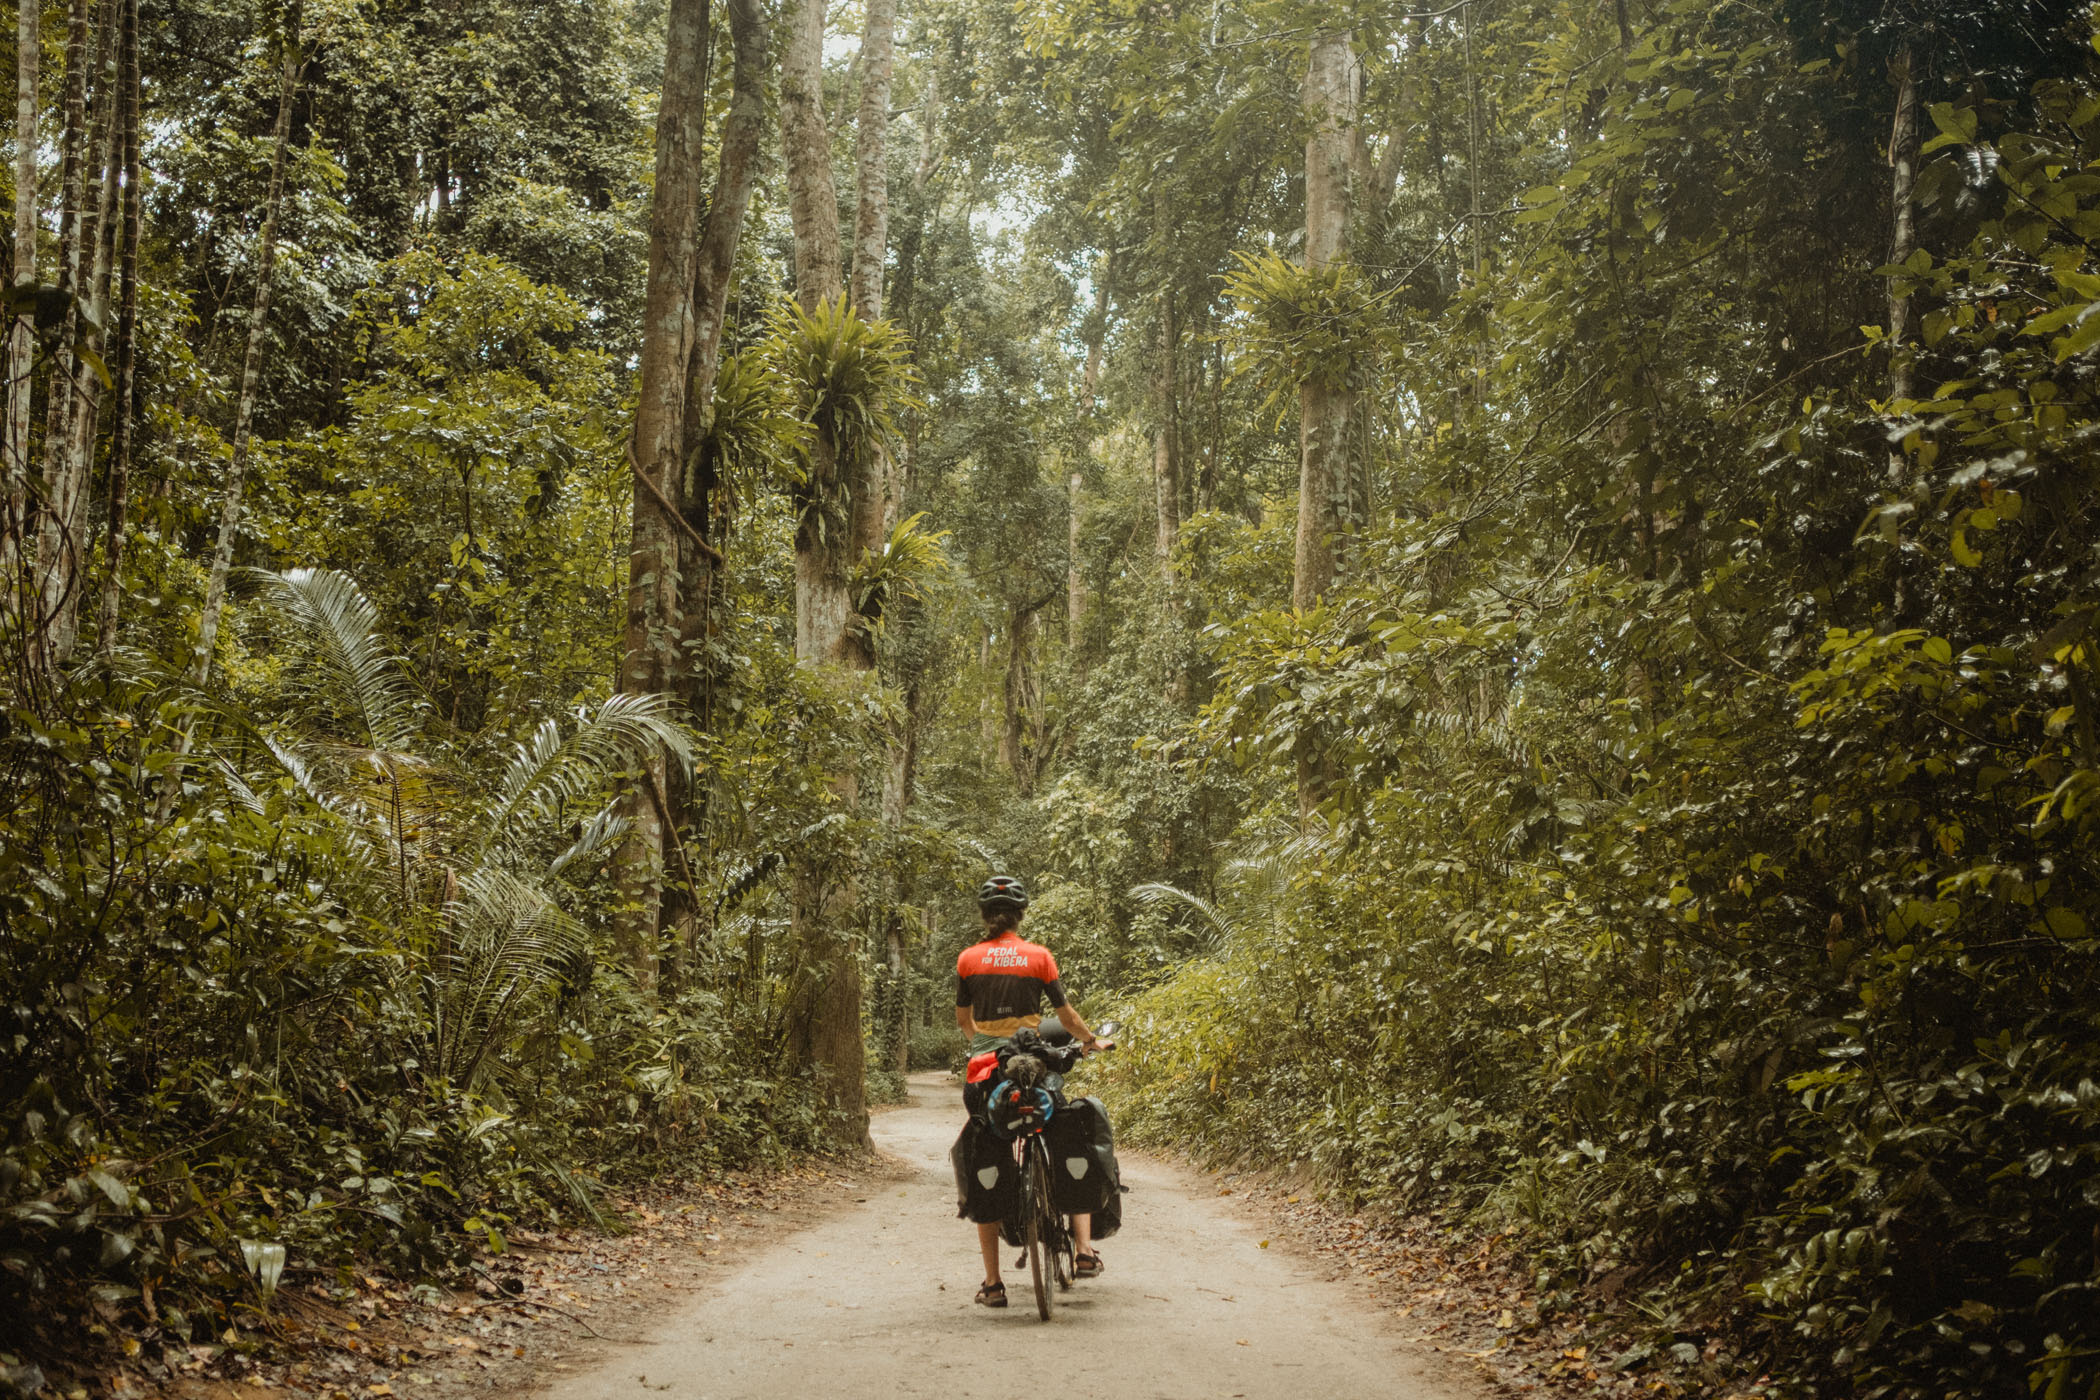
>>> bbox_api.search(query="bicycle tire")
[1023,1141,1055,1321]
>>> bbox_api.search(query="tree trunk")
[1079,250,1112,409]
[880,673,919,1078]
[93,0,141,655]
[850,0,895,316]
[782,0,872,1145]
[1462,5,1483,283]
[664,0,772,947]
[1885,37,1918,482]
[1067,468,1085,634]
[690,0,768,402]
[611,0,711,981]
[3,0,39,595]
[781,0,841,311]
[40,0,122,666]
[186,26,300,687]
[1151,292,1178,592]
[1069,252,1110,656]
[19,0,94,661]
[999,604,1038,793]
[1293,27,1356,615]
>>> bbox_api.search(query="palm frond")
[250,567,422,750]
[430,869,588,1087]
[1130,882,1239,950]
[546,804,630,881]
[473,693,692,865]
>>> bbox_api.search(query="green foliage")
[1220,250,1391,415]
[769,296,919,535]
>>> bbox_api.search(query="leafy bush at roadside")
[1094,48,2100,1400]
[0,579,819,1370]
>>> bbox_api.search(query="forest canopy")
[3,0,2099,1394]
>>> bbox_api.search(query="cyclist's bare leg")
[1073,1213,1092,1255]
[977,1222,1004,1285]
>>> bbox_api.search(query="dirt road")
[532,1073,1477,1400]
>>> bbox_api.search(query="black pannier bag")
[1044,1095,1122,1236]
[951,1117,1017,1225]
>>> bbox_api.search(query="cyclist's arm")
[955,1006,975,1035]
[1054,1002,1097,1047]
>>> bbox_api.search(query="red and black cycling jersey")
[955,931,1066,1038]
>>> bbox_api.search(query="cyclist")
[955,874,1108,1307]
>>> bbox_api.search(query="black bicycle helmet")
[977,875,1029,911]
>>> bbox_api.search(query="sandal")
[1074,1250,1104,1279]
[975,1280,1008,1308]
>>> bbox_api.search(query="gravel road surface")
[532,1072,1474,1400]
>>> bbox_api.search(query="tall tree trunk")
[1080,251,1111,408]
[93,0,141,655]
[849,0,895,316]
[1885,38,1919,481]
[1067,252,1111,652]
[666,0,774,946]
[781,0,841,311]
[2,0,39,597]
[1293,28,1357,615]
[999,604,1038,793]
[611,0,711,982]
[1151,291,1178,592]
[880,663,921,1078]
[781,0,871,1147]
[184,32,299,688]
[1067,467,1085,634]
[1462,4,1483,283]
[21,0,94,660]
[690,0,768,406]
[41,0,122,666]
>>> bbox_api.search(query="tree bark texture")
[40,0,122,665]
[18,0,93,653]
[1151,292,1178,592]
[783,851,870,1142]
[185,36,299,687]
[1293,28,1357,614]
[850,0,895,317]
[879,669,920,1077]
[1886,40,1918,415]
[689,0,768,406]
[999,604,1038,793]
[782,0,877,1143]
[3,0,39,590]
[673,0,769,769]
[1079,250,1111,409]
[611,0,711,979]
[93,0,141,655]
[781,0,841,311]
[1067,467,1085,634]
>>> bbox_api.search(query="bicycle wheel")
[1023,1141,1056,1321]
